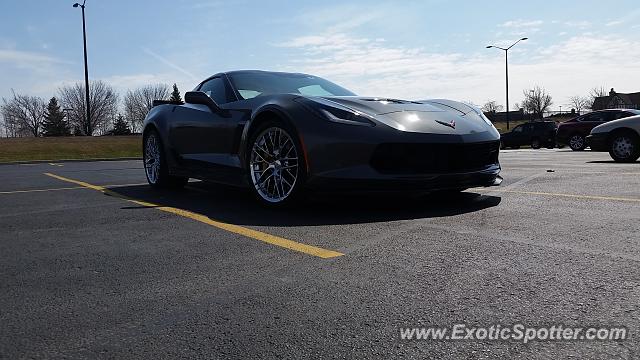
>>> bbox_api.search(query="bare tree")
[568,95,591,115]
[58,80,119,136]
[1,107,17,137]
[481,100,504,113]
[589,86,608,109]
[590,86,608,99]
[0,90,47,137]
[123,84,170,132]
[522,86,553,119]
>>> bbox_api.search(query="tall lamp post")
[486,37,527,130]
[73,0,91,135]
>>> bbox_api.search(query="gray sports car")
[142,70,502,205]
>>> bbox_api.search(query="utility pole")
[73,1,91,135]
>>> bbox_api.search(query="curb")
[0,157,142,165]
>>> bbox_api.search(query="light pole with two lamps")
[486,37,528,130]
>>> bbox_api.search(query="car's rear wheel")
[248,121,305,206]
[144,130,188,189]
[569,134,586,151]
[531,138,541,149]
[609,132,640,163]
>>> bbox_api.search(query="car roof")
[197,70,316,87]
[223,70,310,76]
[591,109,640,113]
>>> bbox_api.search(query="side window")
[582,112,606,122]
[513,125,523,133]
[602,111,624,121]
[199,77,230,105]
[616,112,634,120]
[522,124,533,133]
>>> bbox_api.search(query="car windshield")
[228,72,357,100]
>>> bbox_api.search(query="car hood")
[322,96,494,135]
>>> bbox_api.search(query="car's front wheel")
[143,130,188,189]
[609,132,640,163]
[247,121,305,206]
[569,134,586,151]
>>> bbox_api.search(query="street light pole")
[487,37,528,131]
[73,1,91,135]
[505,50,509,129]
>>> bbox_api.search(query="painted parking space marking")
[0,186,85,195]
[0,183,148,195]
[475,188,640,203]
[44,173,344,259]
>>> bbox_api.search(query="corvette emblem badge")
[436,120,456,129]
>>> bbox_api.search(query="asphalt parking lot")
[1,149,639,359]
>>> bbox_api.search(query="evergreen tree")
[169,83,183,104]
[42,97,70,136]
[111,114,132,135]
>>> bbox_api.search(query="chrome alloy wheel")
[144,133,161,184]
[569,135,584,150]
[612,135,634,159]
[249,127,299,203]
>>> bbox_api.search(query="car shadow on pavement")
[110,182,501,226]
[586,160,638,164]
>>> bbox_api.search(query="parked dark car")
[500,121,557,149]
[142,70,502,206]
[556,109,640,151]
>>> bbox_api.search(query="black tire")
[568,134,586,151]
[531,138,541,149]
[608,131,640,163]
[246,119,307,207]
[500,140,506,150]
[143,130,188,189]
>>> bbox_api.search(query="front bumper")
[586,133,608,152]
[305,164,501,191]
[294,107,502,192]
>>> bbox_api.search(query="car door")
[168,77,240,180]
[520,123,534,145]
[578,112,608,136]
[505,125,524,146]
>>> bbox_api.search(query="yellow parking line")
[475,188,640,203]
[0,183,148,195]
[0,186,85,195]
[44,173,344,259]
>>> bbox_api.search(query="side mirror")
[184,91,222,113]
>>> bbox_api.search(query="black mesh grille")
[371,141,500,174]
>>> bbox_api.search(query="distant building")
[592,88,640,110]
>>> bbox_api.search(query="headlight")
[298,97,376,127]
[467,107,494,126]
[479,112,494,126]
